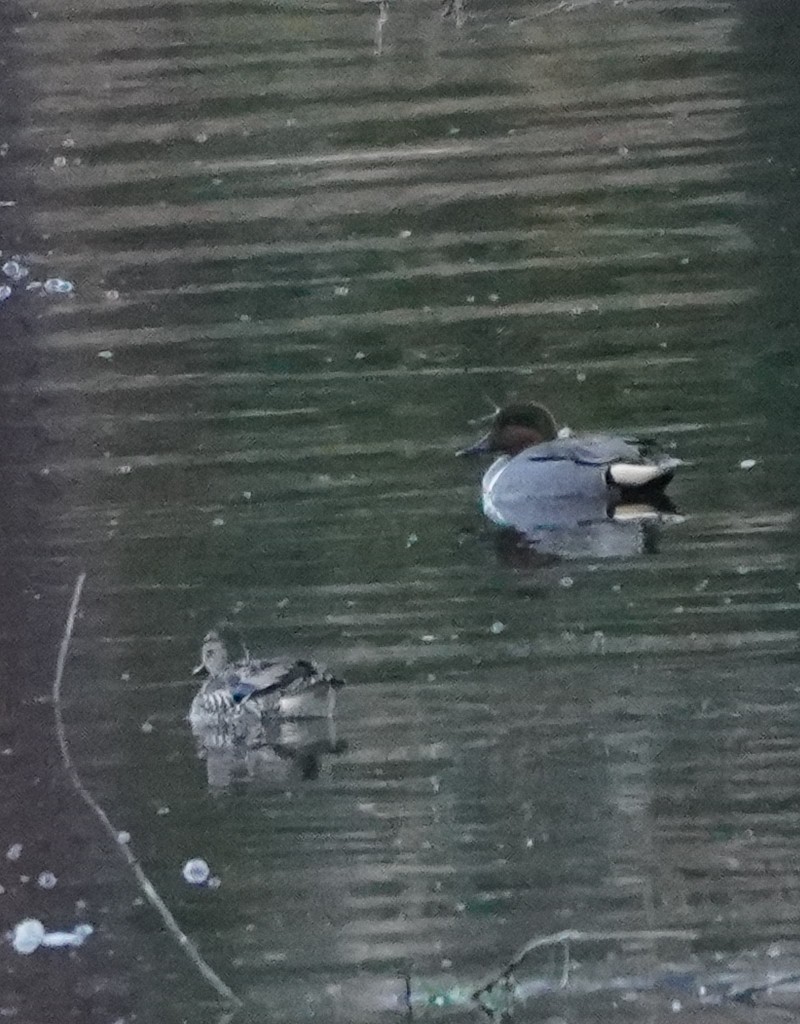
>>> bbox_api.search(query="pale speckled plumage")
[188,675,278,731]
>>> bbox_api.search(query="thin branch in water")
[559,935,571,989]
[471,927,699,1002]
[510,0,604,24]
[375,0,389,55]
[52,572,243,1009]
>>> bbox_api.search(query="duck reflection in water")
[193,715,347,793]
[458,402,683,566]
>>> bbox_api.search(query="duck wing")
[240,658,345,698]
[525,435,646,466]
[522,434,682,492]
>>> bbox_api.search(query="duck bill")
[456,434,493,456]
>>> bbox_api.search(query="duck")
[189,630,345,725]
[458,402,682,534]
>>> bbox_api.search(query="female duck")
[458,402,682,529]
[189,630,345,726]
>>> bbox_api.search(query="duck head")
[457,402,558,457]
[193,630,231,678]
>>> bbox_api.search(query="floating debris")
[116,831,131,845]
[37,871,57,890]
[182,858,211,886]
[2,260,28,281]
[43,277,74,295]
[97,350,114,360]
[490,621,506,635]
[42,923,93,949]
[43,925,92,946]
[6,843,22,861]
[0,270,76,299]
[559,576,575,588]
[739,458,757,470]
[9,919,93,955]
[10,919,44,954]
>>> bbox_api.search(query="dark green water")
[2,0,800,1021]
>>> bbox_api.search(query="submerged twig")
[471,927,699,1002]
[509,0,603,23]
[374,0,389,55]
[53,573,243,1009]
[559,935,571,989]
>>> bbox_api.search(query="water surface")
[2,0,800,1021]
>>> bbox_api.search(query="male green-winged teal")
[458,402,682,551]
